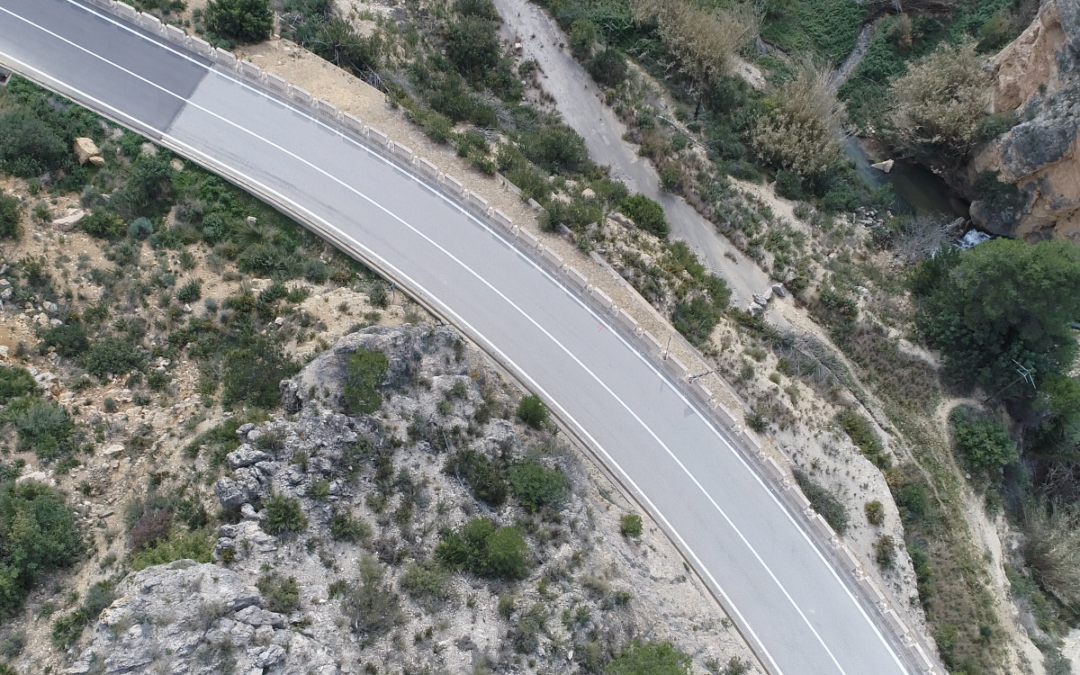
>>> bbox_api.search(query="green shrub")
[206,0,272,43]
[81,337,146,378]
[436,517,530,580]
[344,347,389,414]
[127,217,153,240]
[5,399,76,461]
[446,17,500,82]
[672,296,720,346]
[511,602,547,653]
[51,579,115,648]
[910,239,1080,403]
[836,410,889,469]
[864,500,884,526]
[588,49,628,88]
[509,459,566,512]
[0,110,66,178]
[620,194,668,238]
[0,630,26,659]
[874,533,896,568]
[0,367,37,404]
[257,572,301,613]
[516,395,548,429]
[127,528,214,570]
[519,123,593,176]
[262,494,307,536]
[0,480,84,617]
[792,469,848,534]
[175,278,203,304]
[455,0,499,19]
[606,640,691,675]
[569,18,599,60]
[38,321,89,358]
[620,513,643,538]
[221,338,298,409]
[949,408,1016,473]
[330,509,373,543]
[444,450,508,506]
[303,259,328,284]
[399,560,452,610]
[0,192,21,240]
[340,556,403,644]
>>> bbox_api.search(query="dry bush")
[893,214,962,265]
[889,39,990,159]
[1022,500,1080,606]
[753,59,845,177]
[630,0,761,86]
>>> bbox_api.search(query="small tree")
[516,395,548,429]
[949,408,1017,473]
[910,239,1080,403]
[889,39,990,161]
[569,19,600,61]
[344,348,389,414]
[206,0,273,44]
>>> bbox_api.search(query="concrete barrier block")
[858,576,887,607]
[342,112,364,133]
[416,158,439,179]
[189,37,212,56]
[392,141,414,162]
[565,267,588,289]
[517,229,541,249]
[493,209,513,230]
[791,490,812,512]
[138,12,162,32]
[528,198,543,211]
[288,85,311,104]
[590,287,613,310]
[764,458,787,484]
[741,428,763,452]
[312,97,337,118]
[239,60,261,80]
[215,48,237,68]
[715,404,737,427]
[669,355,688,379]
[115,2,137,19]
[542,247,564,269]
[912,644,935,673]
[468,191,488,211]
[642,331,664,356]
[263,73,287,93]
[164,25,186,44]
[367,127,389,146]
[840,546,861,574]
[693,381,713,400]
[442,174,464,194]
[810,514,835,540]
[496,173,523,196]
[882,610,910,639]
[618,309,639,333]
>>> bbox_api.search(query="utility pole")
[984,360,1036,403]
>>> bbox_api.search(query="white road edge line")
[3,4,914,673]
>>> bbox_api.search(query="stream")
[842,136,970,218]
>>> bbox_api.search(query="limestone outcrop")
[969,0,1080,241]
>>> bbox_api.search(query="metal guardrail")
[72,3,943,672]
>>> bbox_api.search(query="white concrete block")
[164,25,186,44]
[342,112,364,132]
[493,209,513,229]
[214,48,237,68]
[517,229,541,250]
[542,247,563,268]
[115,2,137,19]
[189,37,212,56]
[239,60,261,80]
[590,287,613,310]
[565,267,588,289]
[618,309,639,333]
[442,174,464,194]
[367,127,388,145]
[418,158,439,178]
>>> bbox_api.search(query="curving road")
[0,2,922,674]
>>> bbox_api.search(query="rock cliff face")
[970,0,1080,240]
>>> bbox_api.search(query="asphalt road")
[0,2,916,673]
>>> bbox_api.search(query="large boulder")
[65,561,337,675]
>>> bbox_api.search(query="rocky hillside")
[970,0,1080,240]
[52,325,755,675]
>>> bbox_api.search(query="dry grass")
[752,58,845,177]
[1022,500,1080,607]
